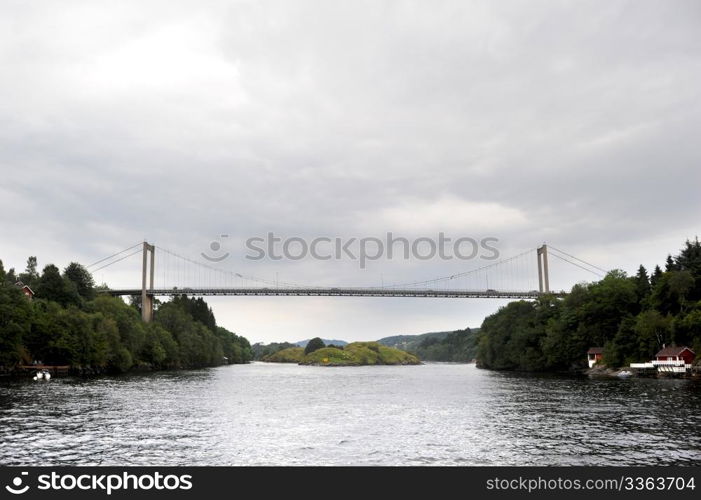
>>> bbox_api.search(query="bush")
[304,337,326,355]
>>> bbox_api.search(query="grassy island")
[262,341,420,366]
[262,347,305,363]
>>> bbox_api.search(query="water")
[1,363,699,466]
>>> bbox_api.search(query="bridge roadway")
[104,288,565,299]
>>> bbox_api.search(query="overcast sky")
[2,0,700,343]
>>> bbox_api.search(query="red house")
[15,282,34,301]
[652,346,695,373]
[587,347,604,368]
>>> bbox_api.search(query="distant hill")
[378,328,480,362]
[377,331,453,351]
[294,338,348,347]
[251,341,297,361]
[263,342,420,366]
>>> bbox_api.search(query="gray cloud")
[2,0,700,342]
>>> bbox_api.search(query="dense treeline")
[477,239,701,371]
[0,257,251,373]
[251,341,298,361]
[413,328,479,362]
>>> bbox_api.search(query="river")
[0,362,699,466]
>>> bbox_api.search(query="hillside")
[251,342,297,360]
[377,331,452,351]
[378,329,479,362]
[294,338,348,347]
[476,239,701,372]
[263,342,419,366]
[262,347,305,363]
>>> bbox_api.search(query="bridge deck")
[104,288,564,299]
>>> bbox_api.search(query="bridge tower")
[537,243,550,293]
[141,242,155,322]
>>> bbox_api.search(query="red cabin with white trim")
[652,346,695,373]
[587,347,604,368]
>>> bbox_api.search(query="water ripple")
[1,363,700,465]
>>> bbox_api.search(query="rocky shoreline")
[586,364,700,379]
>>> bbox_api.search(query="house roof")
[587,347,604,354]
[15,282,34,295]
[655,346,694,357]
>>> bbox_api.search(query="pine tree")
[634,264,651,301]
[650,265,663,287]
[665,254,677,272]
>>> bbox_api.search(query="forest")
[0,257,252,373]
[477,238,701,371]
[412,328,479,362]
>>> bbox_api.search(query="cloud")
[1,0,700,342]
[373,197,526,234]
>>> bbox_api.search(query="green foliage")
[170,295,216,332]
[634,265,651,304]
[263,347,305,363]
[414,328,479,362]
[215,326,252,364]
[477,240,701,371]
[63,262,96,301]
[264,342,420,366]
[0,283,32,366]
[18,256,39,289]
[302,346,360,365]
[0,255,252,373]
[650,265,663,287]
[251,342,297,360]
[35,264,81,307]
[304,337,325,355]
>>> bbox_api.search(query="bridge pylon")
[537,243,550,293]
[141,242,155,322]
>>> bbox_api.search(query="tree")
[5,267,16,285]
[673,309,701,354]
[651,270,695,315]
[603,315,637,367]
[35,264,80,307]
[633,310,671,359]
[63,262,96,300]
[650,265,663,287]
[676,237,701,273]
[89,296,146,364]
[170,296,216,332]
[18,256,40,288]
[477,300,544,370]
[0,283,32,366]
[304,337,325,355]
[675,237,701,302]
[634,265,651,303]
[665,254,677,272]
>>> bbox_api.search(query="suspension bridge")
[89,242,608,322]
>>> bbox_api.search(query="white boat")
[33,370,51,381]
[617,370,633,378]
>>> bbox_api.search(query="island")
[262,340,420,366]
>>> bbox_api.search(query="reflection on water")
[1,363,699,465]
